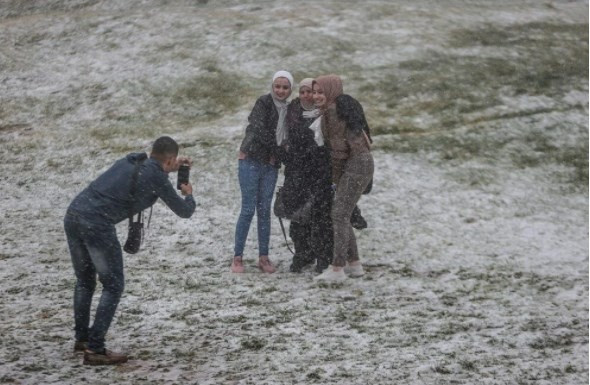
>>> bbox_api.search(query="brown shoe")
[83,349,128,365]
[258,256,276,274]
[73,341,88,352]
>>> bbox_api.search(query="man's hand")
[180,182,193,196]
[172,156,192,172]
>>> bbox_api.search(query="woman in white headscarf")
[278,78,334,274]
[232,70,294,274]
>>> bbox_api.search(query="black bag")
[123,153,148,254]
[123,217,143,254]
[273,186,295,255]
[273,186,313,225]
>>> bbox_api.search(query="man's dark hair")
[151,136,179,160]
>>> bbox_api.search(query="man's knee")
[76,277,97,292]
[99,272,125,296]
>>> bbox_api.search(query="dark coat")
[239,93,281,167]
[67,153,196,224]
[281,98,332,216]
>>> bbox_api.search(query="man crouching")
[64,136,195,365]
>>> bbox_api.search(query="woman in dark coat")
[231,70,294,274]
[281,78,334,273]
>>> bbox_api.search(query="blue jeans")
[64,212,125,352]
[234,158,279,257]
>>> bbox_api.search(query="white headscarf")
[298,77,320,118]
[271,70,293,146]
[298,77,322,144]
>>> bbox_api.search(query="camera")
[177,164,190,190]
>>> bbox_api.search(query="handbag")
[273,187,294,255]
[273,186,313,224]
[123,217,143,254]
[123,154,148,254]
[273,186,315,255]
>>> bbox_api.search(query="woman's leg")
[331,153,374,267]
[234,159,262,257]
[256,163,279,256]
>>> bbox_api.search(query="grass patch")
[366,21,587,188]
[449,22,587,95]
[376,120,588,188]
[240,336,265,351]
[529,334,575,350]
[368,41,586,135]
[432,363,452,374]
[510,126,588,186]
[171,68,251,120]
[306,368,325,381]
[459,359,477,371]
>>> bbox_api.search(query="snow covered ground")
[0,1,588,384]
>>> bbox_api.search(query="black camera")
[123,220,143,254]
[177,164,190,190]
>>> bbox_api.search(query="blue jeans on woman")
[234,158,279,257]
[64,212,125,352]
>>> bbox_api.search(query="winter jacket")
[281,98,332,216]
[321,94,371,185]
[67,153,196,224]
[239,93,281,167]
[283,97,317,169]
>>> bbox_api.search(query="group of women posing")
[231,70,374,282]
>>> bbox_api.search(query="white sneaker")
[344,263,364,277]
[314,266,346,282]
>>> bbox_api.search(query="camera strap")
[128,153,148,226]
[277,216,295,255]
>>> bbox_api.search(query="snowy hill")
[0,1,588,384]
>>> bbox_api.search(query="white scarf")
[302,108,320,119]
[271,70,294,145]
[273,96,289,145]
[310,116,324,146]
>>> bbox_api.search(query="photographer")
[63,136,195,365]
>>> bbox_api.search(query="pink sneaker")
[230,256,245,273]
[258,256,276,274]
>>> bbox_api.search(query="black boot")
[315,258,331,274]
[290,254,314,273]
[351,205,368,230]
